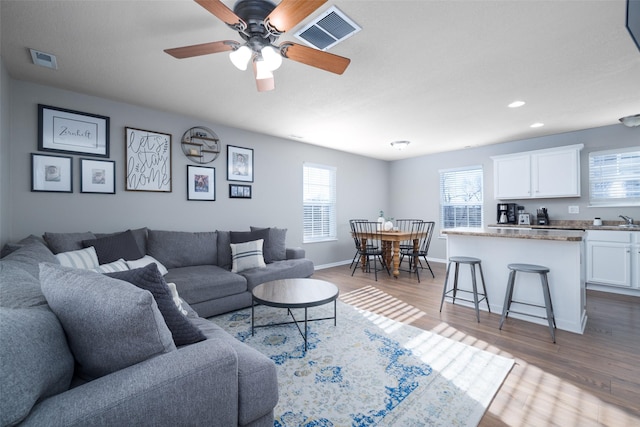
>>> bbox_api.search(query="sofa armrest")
[286,247,305,259]
[22,339,239,426]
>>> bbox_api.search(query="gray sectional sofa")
[0,227,314,426]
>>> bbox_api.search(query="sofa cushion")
[148,230,218,269]
[44,231,96,254]
[231,239,266,273]
[91,258,129,273]
[127,255,168,275]
[94,227,148,256]
[230,228,270,246]
[39,263,176,380]
[217,230,232,270]
[83,229,143,264]
[1,237,57,279]
[0,306,74,427]
[107,264,206,347]
[1,234,47,258]
[56,246,100,269]
[240,258,315,291]
[164,265,247,305]
[0,263,48,308]
[250,226,287,263]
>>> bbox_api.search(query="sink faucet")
[619,215,634,225]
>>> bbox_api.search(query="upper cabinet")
[492,144,583,200]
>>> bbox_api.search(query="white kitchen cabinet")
[492,144,583,200]
[586,230,638,291]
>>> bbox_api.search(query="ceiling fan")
[164,0,351,91]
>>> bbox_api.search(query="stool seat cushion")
[507,263,549,273]
[449,256,481,264]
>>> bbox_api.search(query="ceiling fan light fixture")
[619,114,640,127]
[254,58,274,80]
[261,45,282,71]
[390,140,410,150]
[229,45,252,70]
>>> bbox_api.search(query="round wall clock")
[180,126,220,164]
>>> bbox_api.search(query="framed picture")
[187,165,215,201]
[229,184,251,199]
[227,145,253,182]
[38,104,110,157]
[125,127,172,192]
[31,153,73,193]
[80,158,115,194]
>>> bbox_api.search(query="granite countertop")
[442,227,586,241]
[487,220,639,231]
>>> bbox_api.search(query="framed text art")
[229,184,251,199]
[80,158,115,194]
[38,104,110,157]
[125,127,172,192]
[187,165,215,201]
[31,153,73,193]
[227,145,253,182]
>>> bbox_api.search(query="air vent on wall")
[294,6,361,51]
[29,49,58,69]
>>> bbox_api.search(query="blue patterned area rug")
[210,301,514,427]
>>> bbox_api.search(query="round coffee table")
[251,278,339,351]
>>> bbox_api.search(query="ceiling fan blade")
[194,0,245,28]
[252,61,275,92]
[280,42,350,75]
[164,40,238,59]
[266,0,326,34]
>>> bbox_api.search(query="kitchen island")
[442,227,587,334]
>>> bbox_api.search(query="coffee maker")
[497,203,517,224]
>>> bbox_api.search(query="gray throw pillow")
[39,263,176,380]
[147,230,217,269]
[82,229,143,264]
[251,226,288,263]
[107,264,206,346]
[43,231,96,254]
[94,227,148,256]
[0,306,74,426]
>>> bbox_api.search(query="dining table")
[352,229,426,278]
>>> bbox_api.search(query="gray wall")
[390,125,640,260]
[0,57,10,246]
[4,78,389,266]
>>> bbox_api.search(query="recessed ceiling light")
[530,122,545,128]
[508,100,526,108]
[390,140,410,150]
[29,48,58,69]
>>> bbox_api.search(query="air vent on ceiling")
[29,49,58,70]
[294,6,361,51]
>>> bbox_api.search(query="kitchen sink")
[619,224,640,228]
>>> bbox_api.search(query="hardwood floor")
[312,261,640,426]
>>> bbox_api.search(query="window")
[439,166,483,229]
[303,163,336,242]
[589,148,640,206]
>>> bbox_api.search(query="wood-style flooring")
[312,261,640,426]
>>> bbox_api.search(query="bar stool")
[440,256,490,322]
[499,263,556,343]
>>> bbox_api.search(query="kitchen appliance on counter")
[537,207,550,225]
[497,203,518,224]
[518,212,531,225]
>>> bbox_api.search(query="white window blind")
[303,163,337,242]
[589,149,640,206]
[439,165,483,229]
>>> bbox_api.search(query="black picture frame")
[187,165,215,201]
[38,104,110,157]
[31,153,73,193]
[227,145,253,182]
[80,158,116,194]
[229,184,251,199]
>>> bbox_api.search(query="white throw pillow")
[91,258,129,274]
[56,246,99,270]
[230,239,266,273]
[166,282,188,316]
[126,255,169,276]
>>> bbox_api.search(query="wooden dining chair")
[351,221,390,281]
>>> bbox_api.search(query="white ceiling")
[2,0,639,161]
